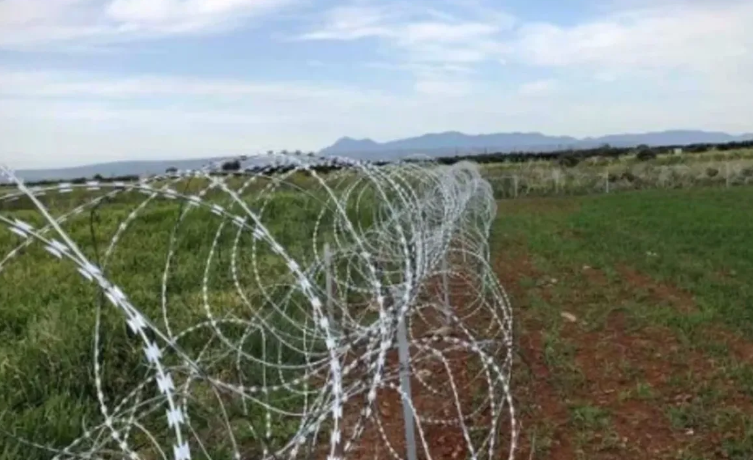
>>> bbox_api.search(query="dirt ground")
[500,252,753,460]
[310,206,753,460]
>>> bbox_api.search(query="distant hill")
[5,129,753,183]
[320,130,753,160]
[3,157,235,184]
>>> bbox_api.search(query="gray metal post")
[324,243,336,332]
[513,175,519,198]
[396,309,418,460]
[441,256,451,325]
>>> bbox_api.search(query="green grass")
[493,186,753,459]
[0,179,384,459]
[6,177,753,459]
[496,186,753,338]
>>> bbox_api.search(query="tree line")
[16,138,753,187]
[430,139,753,167]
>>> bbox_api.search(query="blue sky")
[1,0,751,169]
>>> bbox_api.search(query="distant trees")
[221,160,241,172]
[557,153,581,168]
[18,137,753,188]
[636,147,657,161]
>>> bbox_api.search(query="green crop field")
[495,186,753,459]
[2,176,753,459]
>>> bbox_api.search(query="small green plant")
[635,381,655,400]
[570,404,611,430]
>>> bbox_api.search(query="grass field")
[0,178,370,459]
[495,186,753,459]
[2,178,753,459]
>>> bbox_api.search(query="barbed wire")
[0,153,516,460]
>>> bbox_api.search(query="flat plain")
[2,172,753,459]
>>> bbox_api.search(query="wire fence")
[0,155,516,460]
[485,159,753,199]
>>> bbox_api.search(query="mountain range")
[320,130,753,160]
[4,129,752,183]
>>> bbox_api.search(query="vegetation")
[495,187,753,459]
[0,178,369,459]
[5,157,753,459]
[13,139,753,189]
[484,148,753,198]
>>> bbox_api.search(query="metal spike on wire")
[0,152,517,460]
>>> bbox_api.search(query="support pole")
[441,256,451,326]
[324,243,336,333]
[396,309,418,460]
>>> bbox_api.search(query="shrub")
[222,160,241,172]
[558,154,580,168]
[706,168,719,178]
[636,149,658,161]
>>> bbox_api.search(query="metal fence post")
[441,256,451,325]
[395,291,418,460]
[324,243,336,333]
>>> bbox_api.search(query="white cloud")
[297,4,512,65]
[296,5,395,40]
[513,2,753,76]
[518,79,557,96]
[0,69,390,103]
[296,3,513,92]
[105,0,293,29]
[400,21,498,44]
[414,79,472,96]
[0,0,294,48]
[300,0,753,94]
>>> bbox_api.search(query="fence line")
[0,154,517,460]
[485,159,753,199]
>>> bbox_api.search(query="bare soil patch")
[315,270,513,460]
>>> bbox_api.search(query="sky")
[1,0,752,169]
